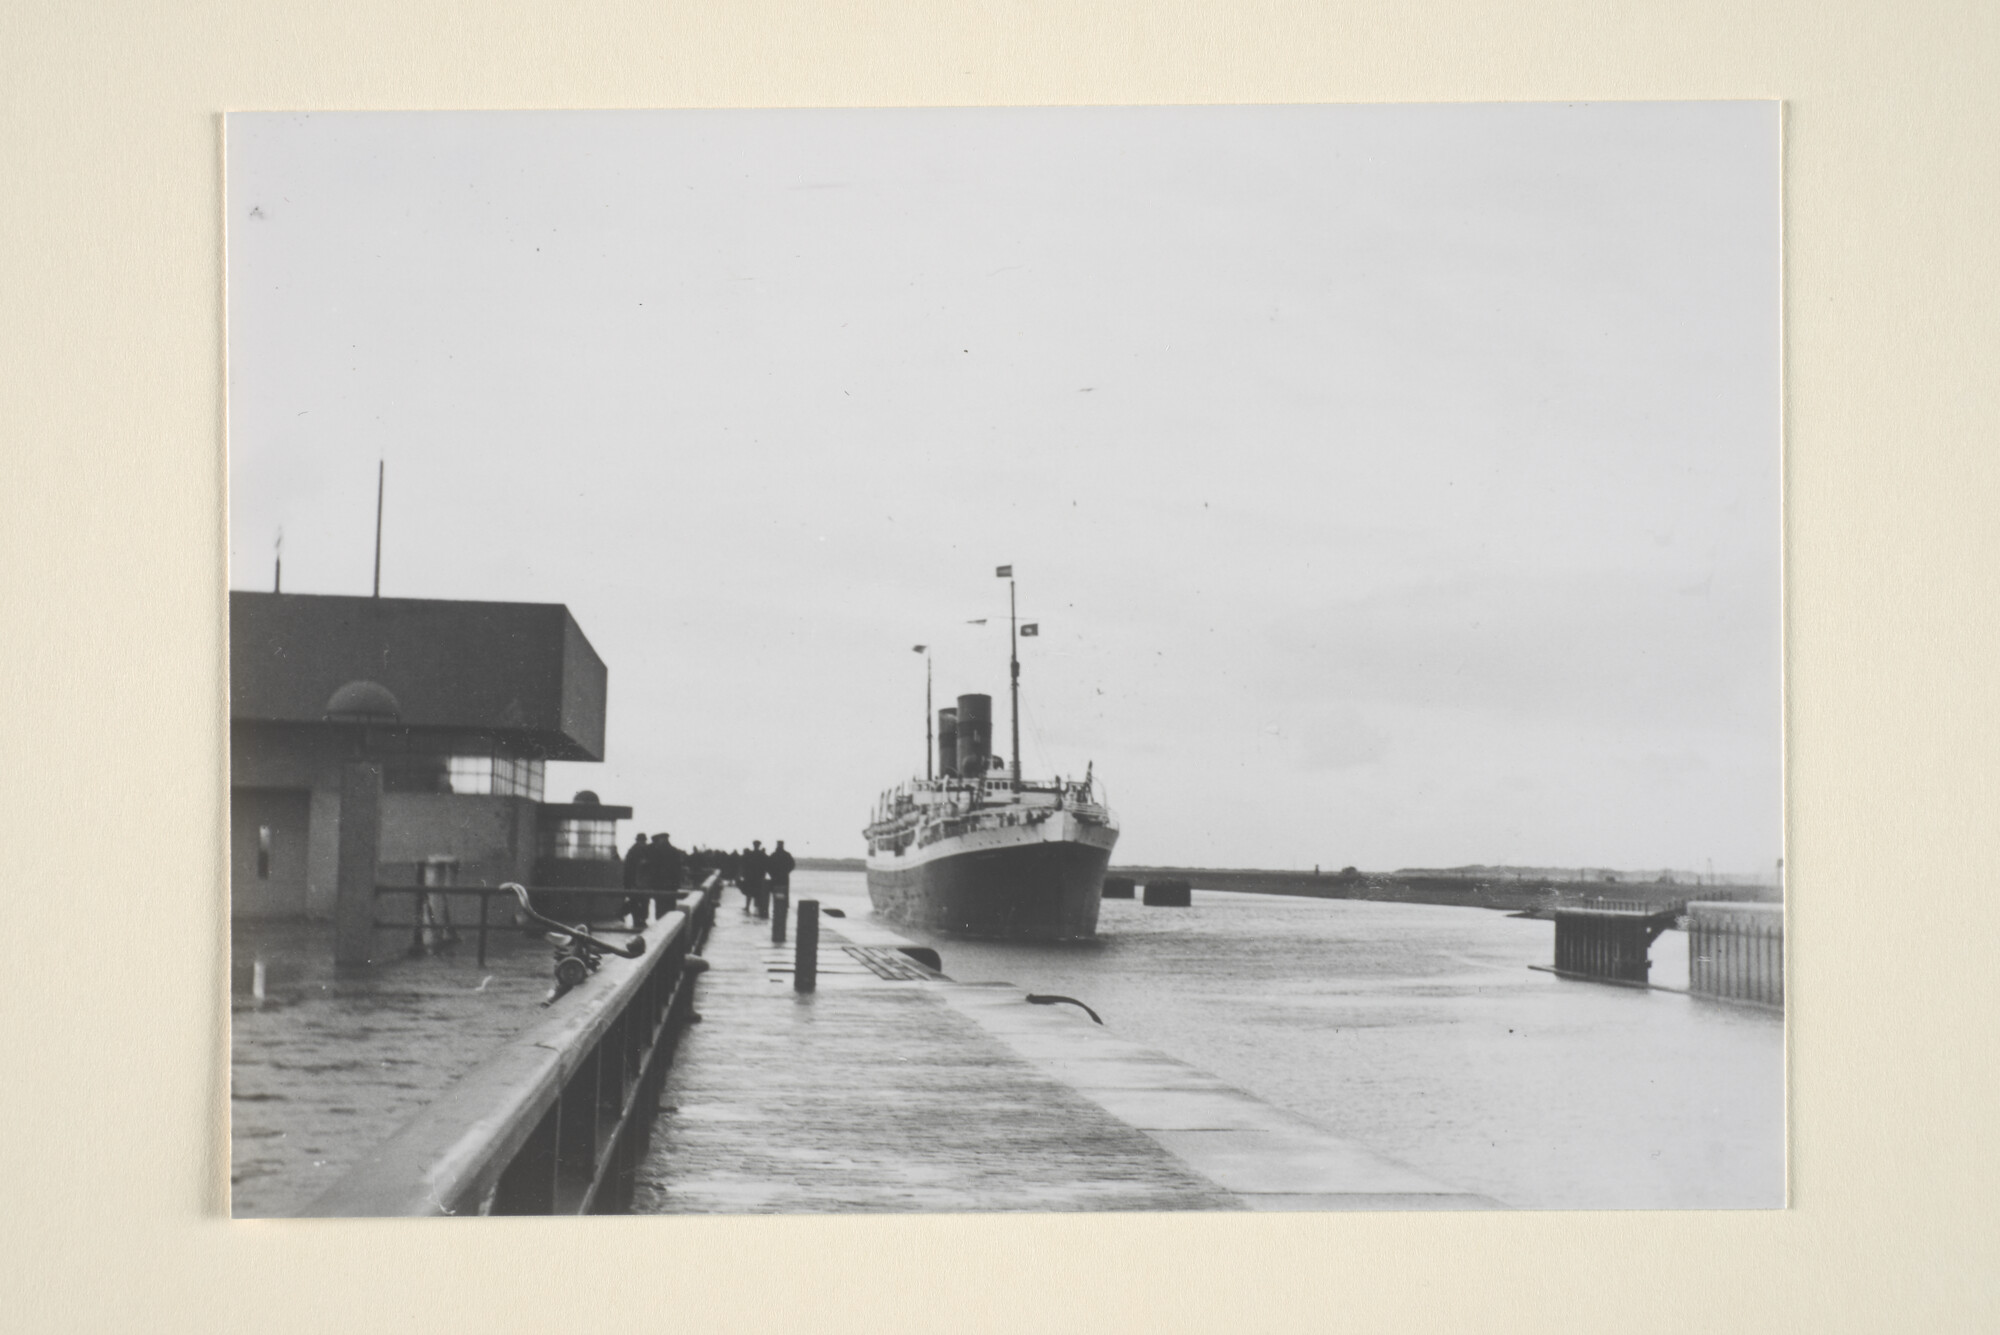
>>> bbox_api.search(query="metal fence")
[299,878,719,1216]
[1687,900,1784,1009]
[371,883,692,966]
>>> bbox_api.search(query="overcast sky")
[226,104,1779,873]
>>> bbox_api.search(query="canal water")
[793,870,1784,1211]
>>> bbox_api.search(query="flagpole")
[925,651,933,782]
[1009,577,1021,788]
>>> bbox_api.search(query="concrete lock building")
[229,591,633,927]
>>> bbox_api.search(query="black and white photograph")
[225,103,1782,1218]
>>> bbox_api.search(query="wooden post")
[771,890,788,945]
[794,900,818,993]
[334,759,383,966]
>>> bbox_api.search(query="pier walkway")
[632,894,1495,1213]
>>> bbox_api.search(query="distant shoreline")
[1111,867,1777,916]
[796,857,1776,915]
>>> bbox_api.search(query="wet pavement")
[791,871,1784,1210]
[632,903,1240,1213]
[229,920,568,1217]
[631,892,1487,1213]
[236,869,1767,1216]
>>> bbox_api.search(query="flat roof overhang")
[230,591,609,762]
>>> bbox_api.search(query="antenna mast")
[371,460,384,598]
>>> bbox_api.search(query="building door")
[231,788,311,918]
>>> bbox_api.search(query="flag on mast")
[1020,624,1039,637]
[995,565,1012,578]
[912,644,927,653]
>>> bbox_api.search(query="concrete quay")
[633,895,1496,1213]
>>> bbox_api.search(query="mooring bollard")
[794,899,818,993]
[771,890,788,945]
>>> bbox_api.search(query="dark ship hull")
[866,825,1113,942]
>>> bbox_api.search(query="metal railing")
[1556,897,1687,917]
[299,878,719,1216]
[371,883,695,966]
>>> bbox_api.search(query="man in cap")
[648,832,684,902]
[768,839,797,929]
[742,839,770,917]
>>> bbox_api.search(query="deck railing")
[299,878,719,1216]
[1558,897,1688,917]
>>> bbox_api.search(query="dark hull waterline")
[867,839,1111,942]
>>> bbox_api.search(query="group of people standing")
[620,832,796,923]
[733,839,795,916]
[621,832,685,928]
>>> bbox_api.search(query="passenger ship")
[863,572,1119,941]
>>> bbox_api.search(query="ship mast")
[1008,574,1021,788]
[915,643,932,781]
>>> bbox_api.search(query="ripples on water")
[797,870,1784,1210]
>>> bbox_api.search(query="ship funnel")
[955,694,993,776]
[937,707,959,778]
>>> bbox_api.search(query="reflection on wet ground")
[232,877,1783,1216]
[793,870,1784,1210]
[229,920,560,1217]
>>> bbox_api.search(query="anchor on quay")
[504,882,646,1004]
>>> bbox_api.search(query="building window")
[541,818,618,861]
[256,825,273,879]
[386,753,546,799]
[445,755,496,794]
[494,755,546,801]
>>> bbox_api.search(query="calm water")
[795,869,1784,1210]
